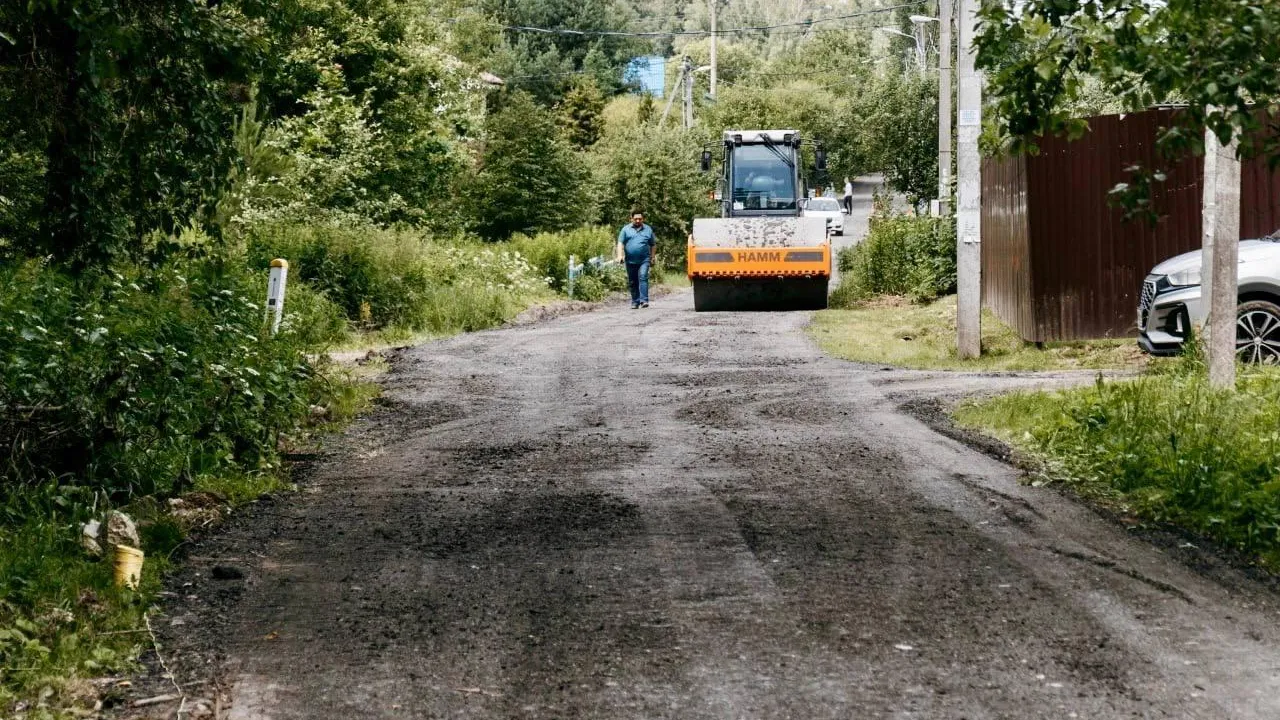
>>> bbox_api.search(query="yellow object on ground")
[113,544,144,589]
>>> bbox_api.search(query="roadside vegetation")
[830,212,957,307]
[812,297,1145,371]
[955,350,1280,568]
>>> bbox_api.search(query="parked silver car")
[1138,233,1280,362]
[801,197,845,236]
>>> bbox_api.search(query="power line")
[483,2,929,39]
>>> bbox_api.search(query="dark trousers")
[843,195,853,214]
[626,259,650,305]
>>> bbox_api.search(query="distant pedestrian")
[617,211,656,309]
[843,177,854,214]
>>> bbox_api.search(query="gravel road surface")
[145,298,1280,720]
[137,180,1280,719]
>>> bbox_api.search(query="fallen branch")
[133,693,183,708]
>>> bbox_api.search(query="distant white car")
[1138,231,1280,362]
[801,197,845,236]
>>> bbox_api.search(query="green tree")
[699,81,851,187]
[856,73,939,208]
[977,0,1280,163]
[0,0,258,262]
[558,77,606,149]
[250,0,481,229]
[481,0,645,104]
[468,91,590,239]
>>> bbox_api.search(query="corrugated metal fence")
[981,108,1280,342]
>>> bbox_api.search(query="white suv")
[801,197,845,236]
[1138,232,1280,362]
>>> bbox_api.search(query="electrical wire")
[478,2,929,39]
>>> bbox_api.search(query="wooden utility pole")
[936,0,953,216]
[955,0,981,358]
[1201,123,1241,388]
[682,56,694,129]
[660,60,682,126]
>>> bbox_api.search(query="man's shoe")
[639,302,650,308]
[631,303,639,309]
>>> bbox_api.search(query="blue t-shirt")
[618,223,656,263]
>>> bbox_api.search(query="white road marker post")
[266,258,289,335]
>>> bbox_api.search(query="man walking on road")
[843,177,854,215]
[617,211,656,309]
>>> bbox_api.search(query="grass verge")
[953,359,1280,569]
[811,295,1147,371]
[0,361,378,718]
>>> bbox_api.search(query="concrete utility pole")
[682,55,694,129]
[709,0,718,98]
[1201,123,1241,388]
[955,0,982,358]
[936,0,952,216]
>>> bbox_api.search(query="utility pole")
[936,0,952,216]
[682,56,694,129]
[1201,122,1241,388]
[913,22,926,75]
[955,0,981,358]
[660,62,681,126]
[709,0,718,98]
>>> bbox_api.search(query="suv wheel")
[1235,300,1280,364]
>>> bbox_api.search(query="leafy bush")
[246,221,552,334]
[0,259,332,499]
[835,216,955,303]
[570,263,629,302]
[956,362,1280,565]
[509,227,615,292]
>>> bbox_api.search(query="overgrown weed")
[955,352,1280,567]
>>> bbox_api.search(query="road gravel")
[134,178,1280,719]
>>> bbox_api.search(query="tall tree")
[976,0,1280,162]
[558,77,607,149]
[468,91,590,239]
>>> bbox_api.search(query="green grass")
[0,494,175,717]
[0,363,378,718]
[954,361,1280,568]
[810,295,1148,371]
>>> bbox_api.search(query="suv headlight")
[1166,267,1201,287]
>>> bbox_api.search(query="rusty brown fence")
[981,108,1280,342]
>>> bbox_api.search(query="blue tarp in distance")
[624,56,665,98]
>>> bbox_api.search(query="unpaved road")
[145,297,1280,720]
[139,180,1280,718]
